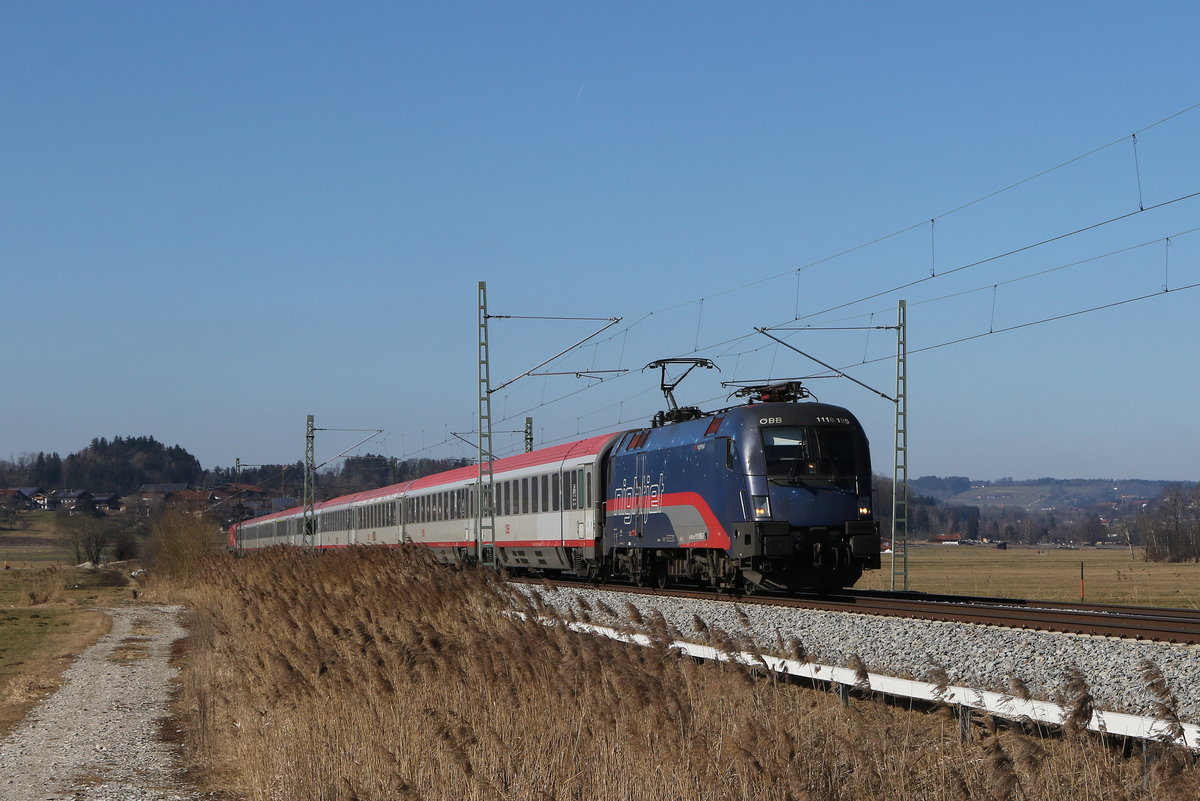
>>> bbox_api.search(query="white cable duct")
[539,617,1198,750]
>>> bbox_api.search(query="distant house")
[209,483,294,520]
[164,489,217,510]
[12,488,44,510]
[0,488,31,510]
[135,483,191,517]
[91,493,122,512]
[931,533,961,545]
[15,488,52,510]
[50,489,94,513]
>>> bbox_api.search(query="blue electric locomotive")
[601,382,880,591]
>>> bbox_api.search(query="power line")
[788,189,1200,324]
[584,100,1200,345]
[395,102,1200,461]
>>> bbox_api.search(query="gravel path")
[0,604,203,801]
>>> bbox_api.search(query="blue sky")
[3,2,1198,481]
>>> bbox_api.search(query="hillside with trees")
[1,436,203,495]
[1,438,469,503]
[201,454,471,501]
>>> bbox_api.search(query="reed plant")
[153,546,1197,801]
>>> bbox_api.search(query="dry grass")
[152,546,1198,801]
[858,544,1200,607]
[0,607,111,737]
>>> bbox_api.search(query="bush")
[143,510,222,589]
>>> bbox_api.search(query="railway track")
[519,579,1200,644]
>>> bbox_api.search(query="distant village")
[0,483,296,525]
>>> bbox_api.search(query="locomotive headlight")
[752,495,771,519]
[858,500,872,519]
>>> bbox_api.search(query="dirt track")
[0,605,202,801]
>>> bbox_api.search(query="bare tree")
[1137,485,1200,563]
[56,513,120,565]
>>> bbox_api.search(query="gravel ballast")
[525,584,1200,725]
[0,604,201,801]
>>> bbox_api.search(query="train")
[230,381,881,591]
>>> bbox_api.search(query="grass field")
[856,544,1200,607]
[0,511,74,566]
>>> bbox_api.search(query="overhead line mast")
[475,281,623,565]
[477,281,497,567]
[891,300,908,591]
[304,415,315,548]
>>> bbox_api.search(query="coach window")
[521,478,529,514]
[585,469,592,507]
[531,476,539,513]
[551,473,560,511]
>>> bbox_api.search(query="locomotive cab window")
[761,425,857,484]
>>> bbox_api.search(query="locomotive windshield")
[760,425,857,484]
